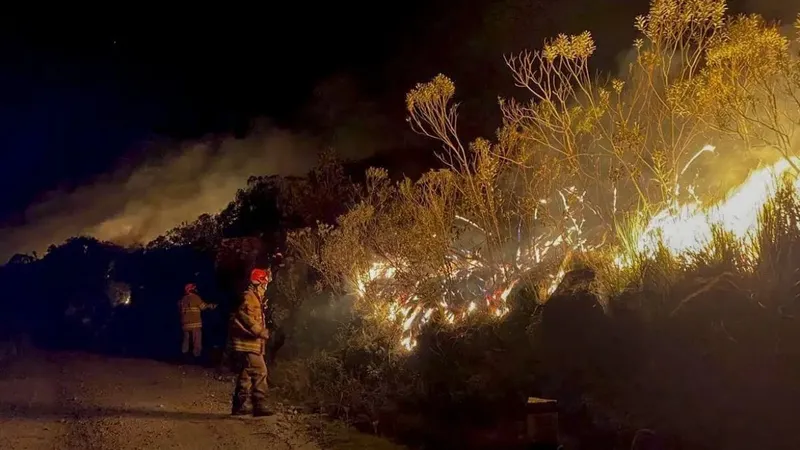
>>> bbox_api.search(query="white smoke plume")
[0,71,394,262]
[0,123,317,260]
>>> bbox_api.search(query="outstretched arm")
[190,294,216,311]
[199,299,217,310]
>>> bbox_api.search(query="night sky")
[0,4,432,218]
[0,0,790,258]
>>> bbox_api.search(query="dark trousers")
[231,351,268,412]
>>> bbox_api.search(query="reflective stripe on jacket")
[228,286,267,354]
[179,293,211,330]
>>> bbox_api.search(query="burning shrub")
[281,0,800,447]
[289,147,581,350]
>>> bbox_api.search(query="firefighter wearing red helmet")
[178,283,217,361]
[228,267,272,416]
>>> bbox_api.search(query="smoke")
[0,123,318,260]
[0,72,393,262]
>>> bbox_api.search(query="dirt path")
[0,350,404,450]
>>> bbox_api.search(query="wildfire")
[351,187,591,350]
[623,156,800,266]
[349,145,800,351]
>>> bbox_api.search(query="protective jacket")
[228,286,267,354]
[179,293,214,331]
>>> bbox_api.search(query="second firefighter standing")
[228,268,272,416]
[178,283,217,361]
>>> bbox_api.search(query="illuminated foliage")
[289,0,800,352]
[690,14,800,171]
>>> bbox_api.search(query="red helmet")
[250,268,271,284]
[184,283,197,294]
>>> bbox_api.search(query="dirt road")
[0,350,403,450]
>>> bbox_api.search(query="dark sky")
[0,4,433,218]
[0,0,792,257]
[0,1,672,222]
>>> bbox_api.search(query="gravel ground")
[0,350,405,450]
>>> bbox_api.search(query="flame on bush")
[351,147,800,350]
[350,187,591,350]
[622,155,800,266]
[291,0,800,350]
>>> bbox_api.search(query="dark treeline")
[0,150,362,363]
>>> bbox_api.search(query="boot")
[231,407,251,416]
[231,397,251,416]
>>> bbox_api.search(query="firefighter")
[228,268,272,416]
[178,283,216,360]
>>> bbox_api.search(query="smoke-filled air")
[0,125,317,259]
[0,71,386,262]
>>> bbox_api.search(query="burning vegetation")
[272,3,800,447]
[9,1,800,448]
[289,0,800,351]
